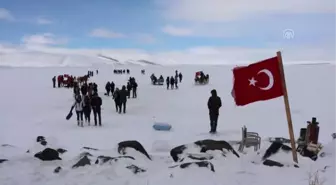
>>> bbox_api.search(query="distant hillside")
[137,59,160,65]
[97,54,121,64]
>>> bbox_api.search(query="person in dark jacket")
[178,72,183,83]
[110,81,115,95]
[83,93,92,125]
[113,88,120,112]
[93,83,98,94]
[126,82,132,98]
[207,89,222,133]
[52,76,56,88]
[166,76,170,89]
[118,85,128,114]
[91,93,102,126]
[81,83,88,95]
[105,82,111,96]
[132,81,138,98]
[170,76,175,89]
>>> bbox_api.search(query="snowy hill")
[0,49,160,67]
[0,64,334,185]
[0,47,334,67]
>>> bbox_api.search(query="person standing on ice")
[170,76,175,89]
[207,89,222,134]
[126,82,132,99]
[72,94,84,127]
[91,93,102,126]
[178,72,183,83]
[118,85,128,114]
[113,88,121,112]
[105,82,111,96]
[52,76,56,88]
[83,93,92,125]
[132,80,138,98]
[110,81,115,95]
[166,76,170,89]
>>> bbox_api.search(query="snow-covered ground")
[0,64,335,185]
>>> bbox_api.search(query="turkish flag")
[232,56,284,106]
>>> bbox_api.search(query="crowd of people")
[53,69,222,134]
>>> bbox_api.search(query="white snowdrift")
[0,51,115,67]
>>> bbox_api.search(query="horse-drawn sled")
[151,74,164,85]
[194,71,209,85]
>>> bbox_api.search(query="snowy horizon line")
[0,44,335,67]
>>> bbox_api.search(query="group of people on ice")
[52,70,98,88]
[150,70,183,90]
[71,82,102,127]
[106,77,138,114]
[63,68,220,134]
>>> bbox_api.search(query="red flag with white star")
[232,56,284,106]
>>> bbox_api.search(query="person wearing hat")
[207,89,222,133]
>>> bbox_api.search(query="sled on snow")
[151,75,164,85]
[194,71,209,85]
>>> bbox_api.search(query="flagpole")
[276,51,298,164]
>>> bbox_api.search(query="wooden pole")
[276,51,299,164]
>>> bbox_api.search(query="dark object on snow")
[170,145,187,162]
[66,111,73,120]
[54,166,62,173]
[170,139,239,162]
[187,154,214,161]
[268,137,291,144]
[126,165,146,174]
[79,152,93,158]
[95,155,135,165]
[0,159,8,164]
[36,136,47,146]
[1,144,15,147]
[34,148,62,161]
[170,161,215,172]
[196,139,240,158]
[40,140,47,146]
[72,156,91,168]
[56,148,67,154]
[66,106,74,120]
[297,145,318,161]
[118,140,151,160]
[263,159,284,167]
[262,142,291,161]
[36,136,46,142]
[83,147,99,151]
[332,133,336,139]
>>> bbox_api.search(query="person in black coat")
[110,81,115,95]
[81,83,88,95]
[166,76,170,90]
[113,88,120,112]
[91,93,102,126]
[118,85,128,114]
[132,81,138,98]
[178,72,183,83]
[126,82,132,98]
[170,76,175,89]
[52,76,56,88]
[207,89,222,133]
[105,82,111,96]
